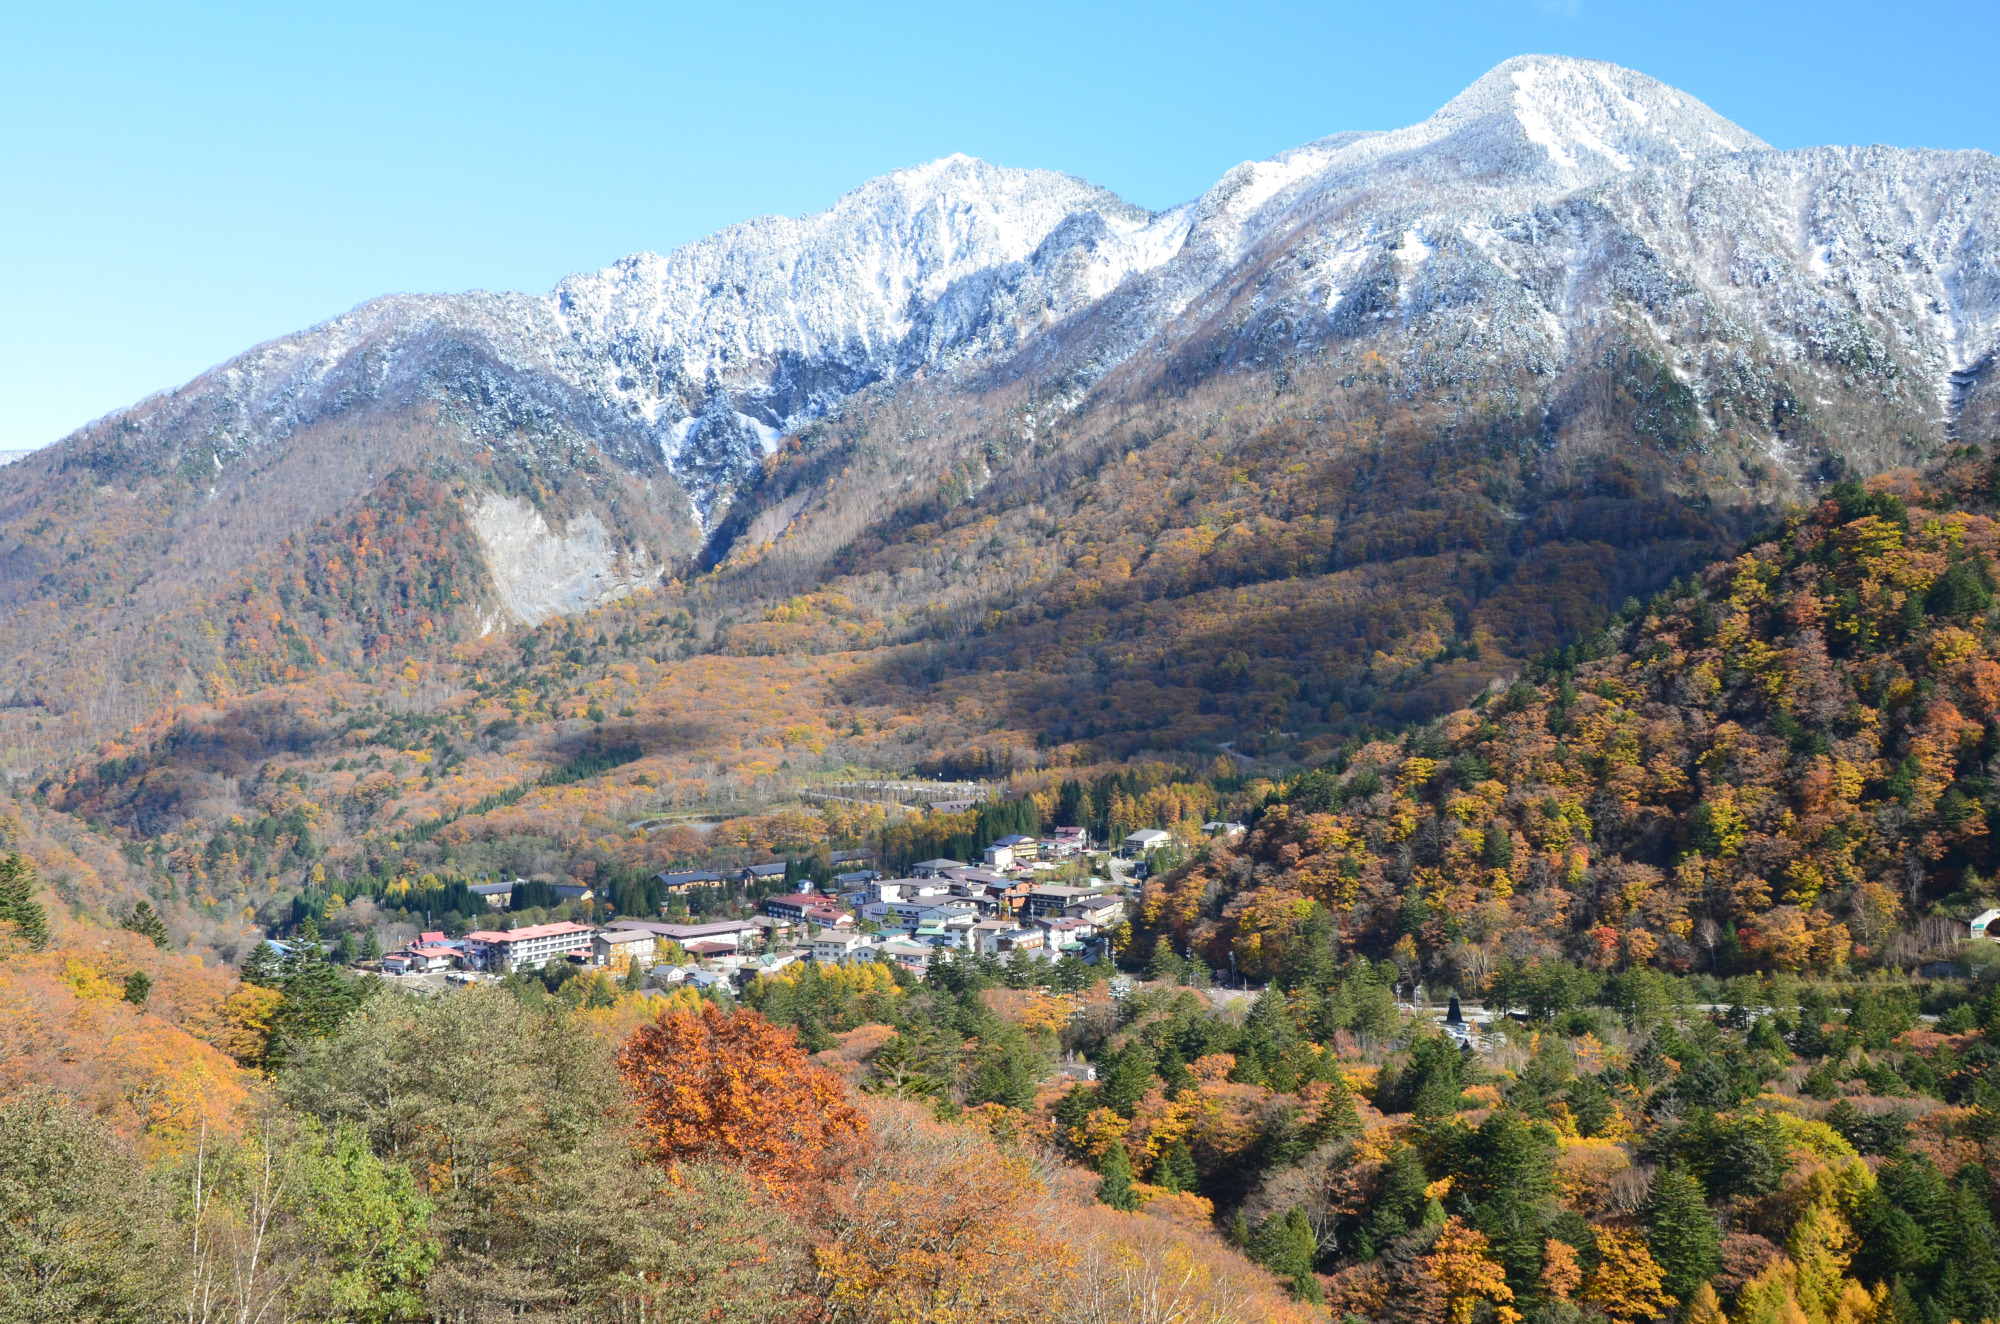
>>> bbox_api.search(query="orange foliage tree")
[1421,1217,1520,1324]
[617,1001,864,1195]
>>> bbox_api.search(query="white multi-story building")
[463,921,597,973]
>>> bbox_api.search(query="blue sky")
[3,0,1995,450]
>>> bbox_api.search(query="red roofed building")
[463,921,597,973]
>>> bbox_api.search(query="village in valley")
[349,811,1246,997]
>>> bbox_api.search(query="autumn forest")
[6,276,2000,1324]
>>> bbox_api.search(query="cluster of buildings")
[371,826,1145,990]
[786,867,1133,970]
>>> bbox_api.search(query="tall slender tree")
[1643,1162,1721,1300]
[0,853,49,951]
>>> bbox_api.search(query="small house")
[1123,829,1171,857]
[1023,884,1102,919]
[593,926,660,969]
[993,833,1039,862]
[812,930,880,965]
[878,938,933,973]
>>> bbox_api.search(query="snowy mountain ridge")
[39,55,2000,534]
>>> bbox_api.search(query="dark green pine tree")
[797,1017,836,1053]
[1880,1276,1923,1324]
[1467,1110,1559,1295]
[1053,1084,1097,1158]
[121,970,151,1007]
[241,940,287,987]
[1157,1138,1199,1194]
[965,1022,1042,1110]
[267,919,367,1065]
[0,853,50,951]
[1644,1162,1722,1299]
[1098,1041,1155,1117]
[120,900,171,948]
[1250,1207,1324,1304]
[1258,1104,1310,1171]
[1305,1068,1363,1146]
[1239,987,1300,1081]
[1934,1175,2000,1324]
[1096,1139,1138,1211]
[1156,1045,1198,1099]
[1144,940,1184,984]
[1357,1144,1431,1258]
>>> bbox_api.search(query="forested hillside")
[7,50,2000,1324]
[1146,452,2000,986]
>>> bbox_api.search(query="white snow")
[63,52,1999,560]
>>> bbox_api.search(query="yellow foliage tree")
[1420,1217,1520,1324]
[1584,1227,1676,1323]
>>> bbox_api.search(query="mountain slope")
[2,55,1999,787]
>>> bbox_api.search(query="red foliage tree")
[617,1002,864,1197]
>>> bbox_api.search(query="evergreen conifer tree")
[0,853,49,951]
[1053,1084,1096,1157]
[1098,1041,1154,1117]
[1882,1276,1923,1324]
[267,917,367,1065]
[241,940,286,987]
[1467,1110,1559,1293]
[121,971,150,1006]
[1306,1068,1363,1145]
[1644,1162,1721,1299]
[1251,1207,1324,1303]
[120,900,170,948]
[1158,1138,1198,1194]
[1096,1139,1137,1211]
[798,1018,836,1053]
[1358,1144,1430,1257]
[1156,1045,1198,1098]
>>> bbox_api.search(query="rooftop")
[606,919,758,939]
[463,921,596,943]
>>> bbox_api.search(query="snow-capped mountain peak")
[1438,54,1769,184]
[38,56,1998,556]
